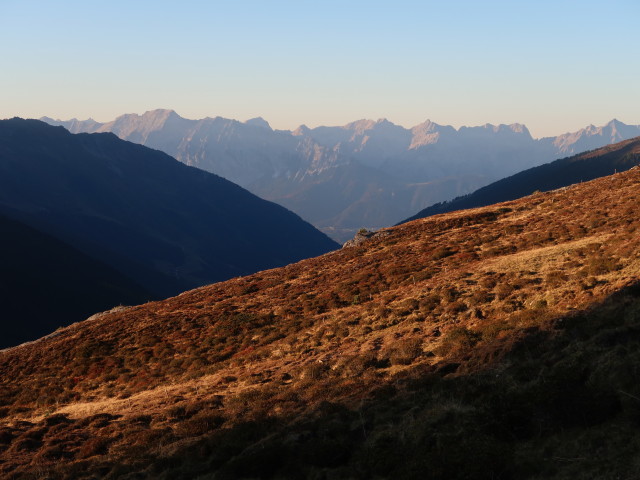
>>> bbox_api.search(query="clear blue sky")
[1,0,638,137]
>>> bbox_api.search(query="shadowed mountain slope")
[3,166,640,478]
[0,212,152,349]
[404,136,640,223]
[0,118,338,297]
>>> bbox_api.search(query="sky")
[1,0,639,138]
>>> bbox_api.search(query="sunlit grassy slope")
[2,162,640,478]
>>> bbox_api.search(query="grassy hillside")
[2,166,640,478]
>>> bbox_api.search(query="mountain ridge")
[404,135,640,223]
[45,109,620,140]
[0,118,338,299]
[42,110,640,242]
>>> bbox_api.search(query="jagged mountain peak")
[38,116,103,134]
[454,123,533,139]
[550,119,639,155]
[478,123,531,135]
[411,119,439,131]
[117,108,182,123]
[97,109,195,143]
[344,118,378,131]
[604,118,632,137]
[244,117,272,130]
[374,117,393,126]
[142,108,179,117]
[342,118,398,132]
[292,124,311,136]
[576,119,631,136]
[506,122,529,134]
[409,120,454,148]
[39,115,75,123]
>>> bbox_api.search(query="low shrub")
[436,327,481,356]
[431,246,455,260]
[387,338,423,366]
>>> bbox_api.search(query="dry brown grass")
[2,165,640,477]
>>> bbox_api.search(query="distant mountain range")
[42,111,640,241]
[0,119,338,303]
[0,212,152,349]
[404,136,640,222]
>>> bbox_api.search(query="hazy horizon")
[33,108,639,141]
[2,0,639,138]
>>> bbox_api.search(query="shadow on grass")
[12,282,640,480]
